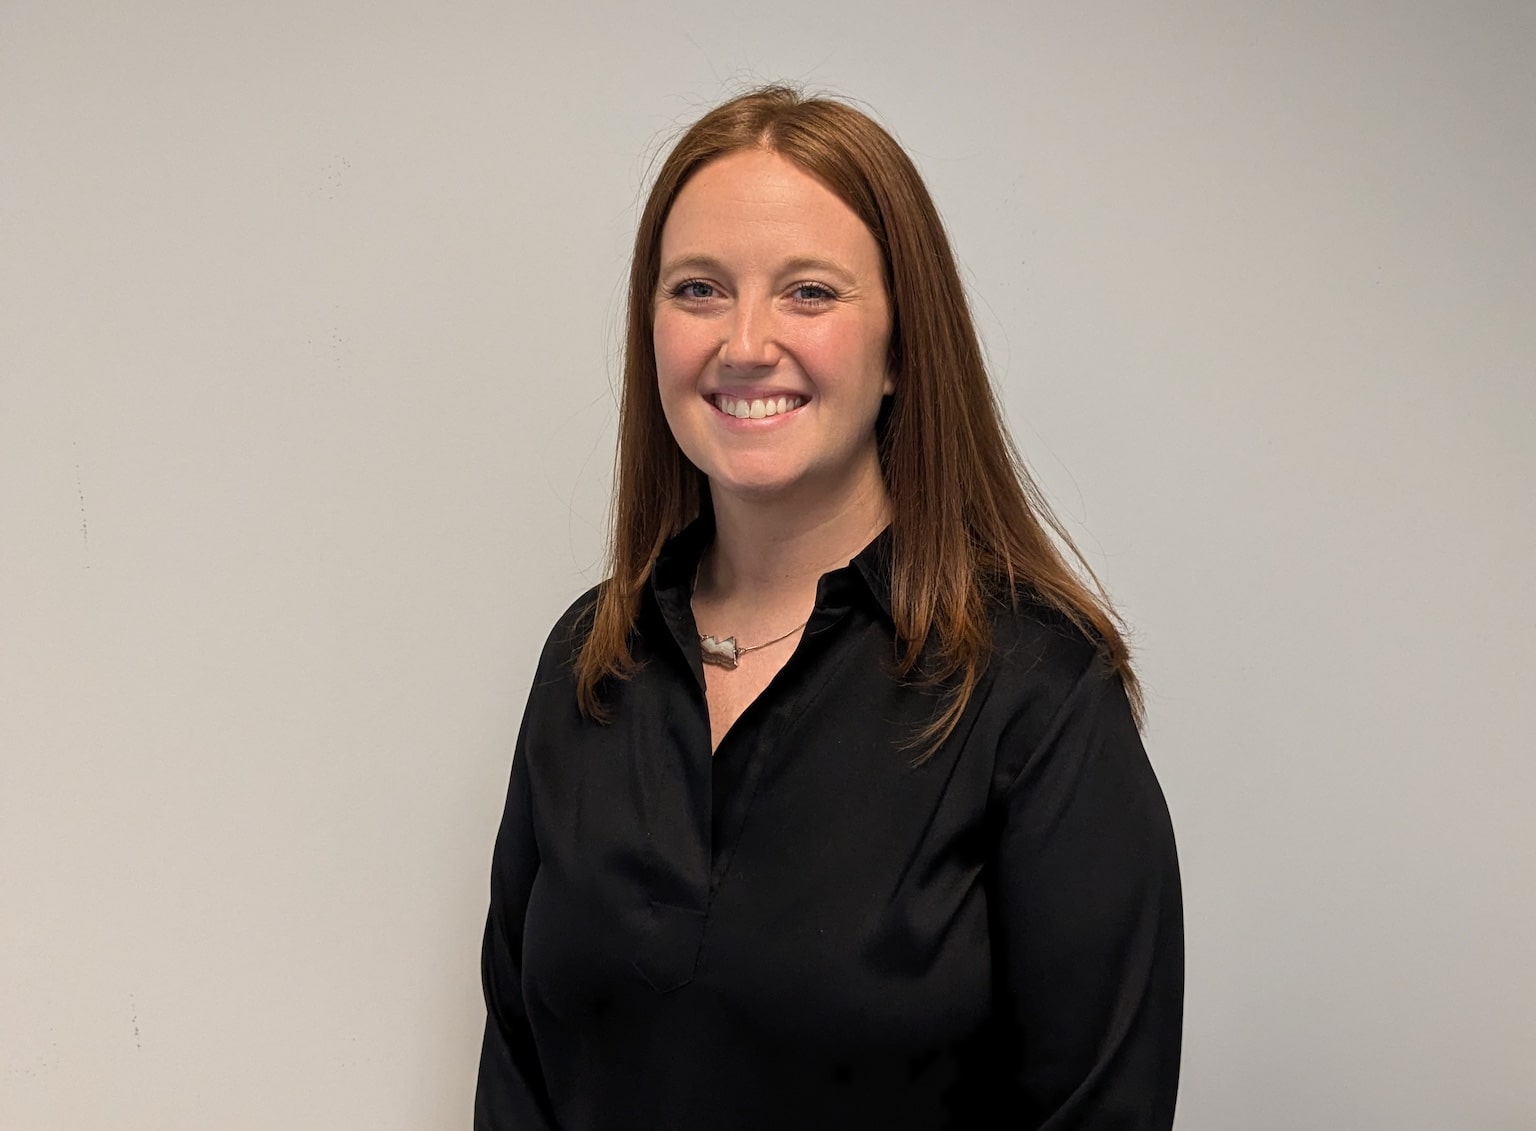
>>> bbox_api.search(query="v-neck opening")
[705,604,862,888]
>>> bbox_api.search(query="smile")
[710,394,806,420]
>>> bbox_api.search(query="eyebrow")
[657,254,859,284]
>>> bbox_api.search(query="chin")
[705,472,804,504]
[697,445,882,511]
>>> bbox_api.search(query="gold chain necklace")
[698,621,808,670]
[692,559,809,670]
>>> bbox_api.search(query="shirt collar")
[650,511,894,622]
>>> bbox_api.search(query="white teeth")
[714,395,804,419]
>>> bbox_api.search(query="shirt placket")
[637,548,865,993]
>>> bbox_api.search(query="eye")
[789,282,836,304]
[669,279,717,301]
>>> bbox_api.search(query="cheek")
[653,313,711,390]
[651,319,679,390]
[797,322,890,398]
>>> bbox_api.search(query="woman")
[476,86,1182,1130]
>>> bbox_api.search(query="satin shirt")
[475,521,1183,1129]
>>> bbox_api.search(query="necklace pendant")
[699,634,740,670]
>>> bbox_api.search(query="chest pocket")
[633,899,708,994]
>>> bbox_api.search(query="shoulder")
[515,582,608,746]
[978,592,1126,789]
[986,591,1106,705]
[529,582,606,684]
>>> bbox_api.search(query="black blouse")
[475,520,1183,1130]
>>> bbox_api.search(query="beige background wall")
[3,2,1532,1127]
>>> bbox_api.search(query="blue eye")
[791,283,835,303]
[673,279,715,300]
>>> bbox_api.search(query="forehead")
[660,149,880,269]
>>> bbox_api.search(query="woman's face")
[653,149,894,509]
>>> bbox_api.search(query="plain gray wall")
[3,2,1532,1127]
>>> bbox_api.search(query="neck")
[699,461,890,607]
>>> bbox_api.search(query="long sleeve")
[474,718,557,1130]
[993,658,1184,1129]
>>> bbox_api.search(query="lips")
[710,394,807,420]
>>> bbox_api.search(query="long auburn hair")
[575,84,1142,752]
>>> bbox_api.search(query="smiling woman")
[475,85,1184,1131]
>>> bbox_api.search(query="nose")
[718,296,780,373]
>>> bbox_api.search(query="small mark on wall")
[130,994,141,1049]
[320,155,351,200]
[0,1036,59,1081]
[74,440,89,566]
[326,326,346,368]
[304,304,351,372]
